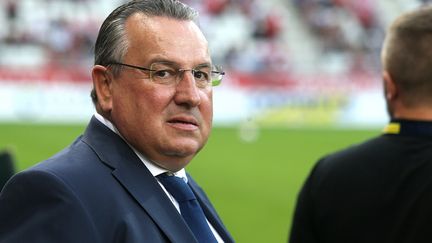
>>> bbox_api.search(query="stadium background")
[0,0,429,242]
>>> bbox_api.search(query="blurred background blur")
[0,0,429,127]
[1,0,431,242]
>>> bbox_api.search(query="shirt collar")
[93,113,187,182]
[383,118,432,137]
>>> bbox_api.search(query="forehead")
[124,13,210,65]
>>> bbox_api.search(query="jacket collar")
[383,119,432,137]
[82,116,198,243]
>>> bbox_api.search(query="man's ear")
[92,65,113,113]
[383,71,397,101]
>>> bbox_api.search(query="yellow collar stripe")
[383,122,400,134]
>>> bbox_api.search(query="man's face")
[108,14,213,171]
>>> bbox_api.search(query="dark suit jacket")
[0,117,234,243]
[290,132,432,243]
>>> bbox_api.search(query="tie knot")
[157,173,196,202]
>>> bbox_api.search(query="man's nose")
[173,70,201,107]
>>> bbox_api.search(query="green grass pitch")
[0,123,379,242]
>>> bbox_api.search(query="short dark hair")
[91,0,198,105]
[382,6,432,107]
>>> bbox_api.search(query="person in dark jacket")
[290,5,432,243]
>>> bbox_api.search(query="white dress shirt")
[94,113,223,242]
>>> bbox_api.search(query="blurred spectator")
[253,11,282,39]
[5,0,19,43]
[204,0,230,16]
[46,19,74,65]
[0,150,15,190]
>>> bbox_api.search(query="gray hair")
[91,0,198,104]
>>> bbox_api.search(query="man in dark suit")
[289,6,432,243]
[0,0,233,242]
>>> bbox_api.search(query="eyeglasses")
[106,61,225,88]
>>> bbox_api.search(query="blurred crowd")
[293,0,384,74]
[184,0,289,73]
[0,0,287,74]
[0,0,430,83]
[0,0,111,71]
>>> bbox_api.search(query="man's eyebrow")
[196,62,212,67]
[148,58,177,66]
[148,59,212,68]
[195,63,212,68]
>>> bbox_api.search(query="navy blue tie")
[157,173,218,243]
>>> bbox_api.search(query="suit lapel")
[112,164,197,243]
[188,175,235,243]
[82,117,197,243]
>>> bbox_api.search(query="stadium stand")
[1,0,428,84]
[0,0,429,124]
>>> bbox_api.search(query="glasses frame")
[106,61,225,87]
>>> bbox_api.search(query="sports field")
[0,123,379,242]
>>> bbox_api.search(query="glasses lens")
[150,63,177,84]
[211,65,224,86]
[192,66,212,88]
[149,62,224,88]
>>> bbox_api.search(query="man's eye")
[153,70,175,79]
[194,71,209,81]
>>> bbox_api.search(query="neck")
[392,106,432,121]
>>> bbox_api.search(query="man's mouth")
[167,115,199,130]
